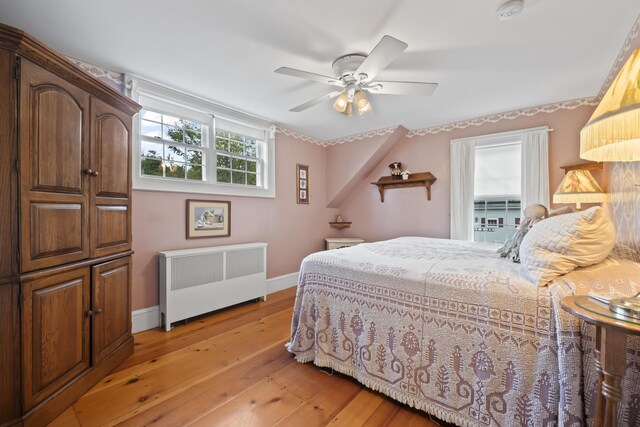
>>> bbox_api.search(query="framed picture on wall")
[186,199,231,239]
[296,164,309,204]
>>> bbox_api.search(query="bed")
[286,236,640,426]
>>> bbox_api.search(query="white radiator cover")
[159,243,267,331]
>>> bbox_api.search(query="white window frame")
[128,76,276,198]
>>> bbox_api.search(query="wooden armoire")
[0,24,140,426]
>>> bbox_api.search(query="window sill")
[132,176,275,198]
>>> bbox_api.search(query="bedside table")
[561,296,640,427]
[325,237,364,250]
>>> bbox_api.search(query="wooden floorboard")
[48,287,450,427]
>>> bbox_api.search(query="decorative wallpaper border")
[66,56,125,93]
[277,96,598,146]
[405,97,598,138]
[275,127,324,146]
[598,14,640,99]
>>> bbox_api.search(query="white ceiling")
[0,0,638,140]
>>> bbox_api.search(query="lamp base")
[609,296,640,320]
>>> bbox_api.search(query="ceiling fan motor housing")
[332,54,367,80]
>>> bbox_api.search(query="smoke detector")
[497,0,524,21]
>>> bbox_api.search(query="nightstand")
[325,237,364,250]
[561,296,640,427]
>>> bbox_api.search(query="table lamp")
[579,46,640,319]
[552,169,607,210]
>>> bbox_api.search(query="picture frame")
[296,164,309,204]
[186,199,231,239]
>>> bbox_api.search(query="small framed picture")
[296,164,309,204]
[186,199,231,239]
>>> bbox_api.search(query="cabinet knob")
[95,308,103,315]
[86,310,94,317]
[84,168,99,177]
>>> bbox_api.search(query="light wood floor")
[48,287,450,427]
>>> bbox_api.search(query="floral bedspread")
[287,237,640,426]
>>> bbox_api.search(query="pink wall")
[337,105,597,242]
[131,133,340,310]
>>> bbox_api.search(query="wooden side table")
[561,296,640,427]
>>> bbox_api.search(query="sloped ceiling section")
[325,126,409,208]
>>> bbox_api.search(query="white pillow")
[519,206,615,286]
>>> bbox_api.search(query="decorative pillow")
[497,204,548,263]
[519,206,615,286]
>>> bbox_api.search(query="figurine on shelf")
[401,170,411,180]
[389,162,402,179]
[336,215,343,223]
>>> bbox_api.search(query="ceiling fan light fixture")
[354,90,372,115]
[332,91,349,113]
[339,102,353,116]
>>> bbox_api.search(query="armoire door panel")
[30,202,83,259]
[94,205,128,251]
[92,257,131,364]
[91,97,130,199]
[22,268,90,410]
[31,86,84,194]
[94,113,129,198]
[20,60,89,195]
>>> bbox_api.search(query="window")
[215,130,260,186]
[140,110,206,181]
[473,141,521,244]
[450,126,549,242]
[129,76,275,198]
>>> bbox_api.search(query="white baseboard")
[131,271,299,334]
[132,305,161,333]
[267,271,299,294]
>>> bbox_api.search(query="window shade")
[474,143,521,197]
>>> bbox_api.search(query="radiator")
[159,243,267,331]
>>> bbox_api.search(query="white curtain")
[521,128,550,208]
[450,139,476,241]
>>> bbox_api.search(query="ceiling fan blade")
[275,67,342,86]
[364,81,438,96]
[290,91,341,112]
[355,35,408,82]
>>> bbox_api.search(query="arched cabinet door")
[89,97,132,258]
[18,59,90,273]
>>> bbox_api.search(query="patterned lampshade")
[553,169,607,209]
[580,47,640,161]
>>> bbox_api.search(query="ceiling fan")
[275,35,438,116]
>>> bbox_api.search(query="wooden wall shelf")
[329,222,352,229]
[560,162,603,173]
[371,172,437,202]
